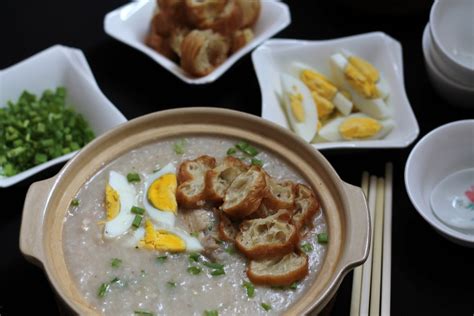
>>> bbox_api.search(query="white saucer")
[430,168,474,230]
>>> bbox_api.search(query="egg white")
[290,62,353,116]
[280,74,318,142]
[330,53,391,119]
[143,162,177,227]
[104,171,137,239]
[318,113,395,142]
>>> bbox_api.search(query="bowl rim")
[20,107,370,315]
[405,119,474,244]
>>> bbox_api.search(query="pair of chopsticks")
[350,163,393,316]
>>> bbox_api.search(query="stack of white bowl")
[423,0,474,108]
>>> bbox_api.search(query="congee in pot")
[63,136,328,315]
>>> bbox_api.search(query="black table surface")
[1,1,473,315]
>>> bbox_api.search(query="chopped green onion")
[210,269,225,276]
[190,232,199,237]
[134,310,154,316]
[111,258,122,268]
[289,282,298,290]
[97,282,110,298]
[224,244,235,254]
[317,232,328,244]
[173,139,187,155]
[235,140,249,151]
[156,255,168,264]
[34,153,47,164]
[189,252,200,263]
[243,281,255,298]
[167,281,177,288]
[132,215,143,228]
[261,303,272,311]
[204,310,218,316]
[127,172,141,183]
[226,147,236,155]
[187,266,202,275]
[300,243,313,253]
[110,277,121,284]
[131,206,145,215]
[141,270,146,277]
[251,158,263,167]
[70,198,80,207]
[202,261,224,270]
[235,140,259,157]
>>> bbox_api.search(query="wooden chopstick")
[350,172,370,316]
[381,163,393,315]
[369,178,385,316]
[359,175,378,315]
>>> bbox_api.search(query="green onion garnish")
[187,266,202,275]
[289,282,298,290]
[210,269,225,276]
[235,140,259,156]
[300,243,313,253]
[243,281,255,298]
[190,232,199,237]
[317,232,328,244]
[173,139,187,155]
[70,198,80,207]
[202,261,224,270]
[131,206,145,215]
[224,244,235,254]
[261,303,272,311]
[235,141,249,151]
[167,281,177,288]
[132,215,143,228]
[226,147,236,155]
[204,310,218,316]
[134,310,154,316]
[156,255,168,264]
[97,282,110,298]
[127,172,141,183]
[111,258,122,268]
[251,158,263,167]
[189,252,200,263]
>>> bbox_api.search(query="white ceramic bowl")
[251,32,419,150]
[405,120,474,247]
[429,0,474,85]
[104,0,290,84]
[0,45,127,188]
[422,24,474,109]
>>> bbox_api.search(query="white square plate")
[104,0,291,84]
[0,45,127,187]
[252,32,419,149]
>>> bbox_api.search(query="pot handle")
[19,175,57,266]
[339,182,371,269]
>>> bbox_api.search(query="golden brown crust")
[176,155,216,208]
[291,184,320,231]
[186,0,243,35]
[169,26,190,57]
[230,28,254,53]
[221,165,266,218]
[151,10,175,37]
[180,29,230,77]
[218,212,238,242]
[205,156,248,202]
[247,251,309,286]
[262,176,296,211]
[157,0,189,25]
[236,0,260,28]
[145,32,176,60]
[184,0,227,27]
[235,210,298,259]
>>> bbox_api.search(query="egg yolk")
[105,184,120,220]
[147,173,177,214]
[140,219,186,252]
[300,70,337,100]
[348,56,380,83]
[339,117,382,139]
[344,64,379,99]
[289,92,305,122]
[311,91,335,119]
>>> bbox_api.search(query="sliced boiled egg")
[291,62,353,116]
[280,74,318,142]
[104,171,137,238]
[143,163,178,227]
[318,113,395,142]
[138,219,203,252]
[330,53,391,119]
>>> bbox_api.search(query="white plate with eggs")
[252,32,419,149]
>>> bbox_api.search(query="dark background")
[1,0,473,315]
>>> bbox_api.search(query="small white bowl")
[251,32,419,150]
[422,24,474,109]
[405,120,474,247]
[429,0,474,84]
[0,45,127,188]
[104,0,291,84]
